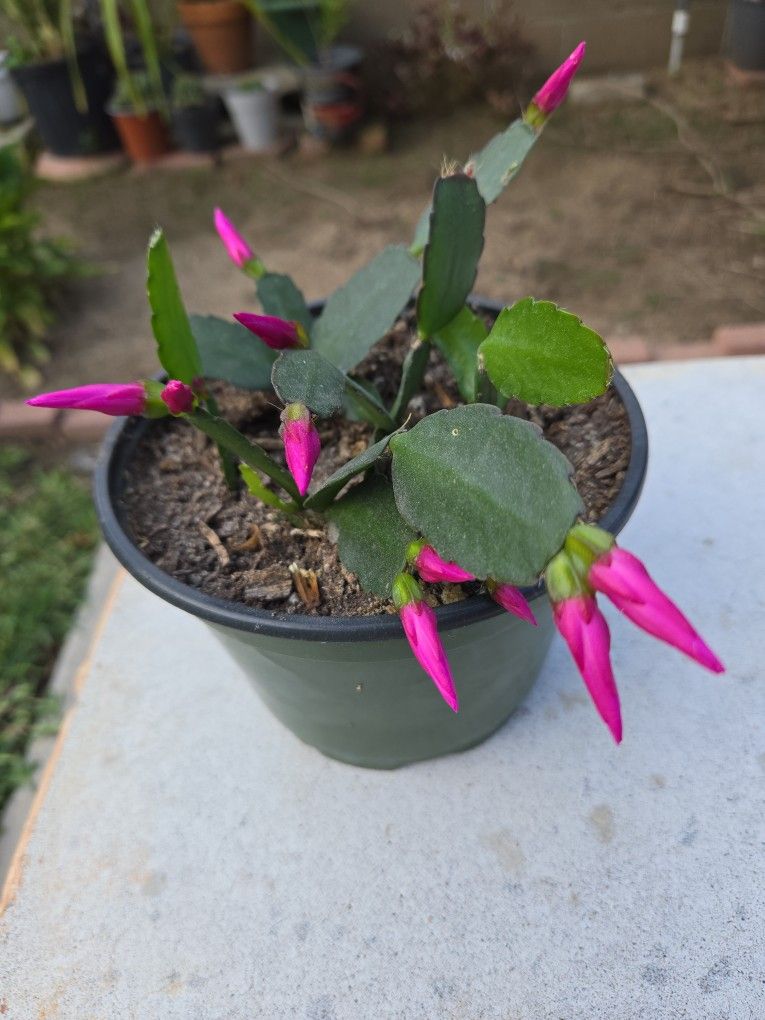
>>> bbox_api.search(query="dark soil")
[121,315,631,618]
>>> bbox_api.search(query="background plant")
[1,0,165,115]
[366,0,534,119]
[0,146,85,387]
[0,0,86,63]
[242,0,355,65]
[0,445,97,811]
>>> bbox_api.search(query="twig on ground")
[289,562,320,608]
[198,521,230,566]
[257,165,386,227]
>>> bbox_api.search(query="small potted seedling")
[109,71,171,163]
[171,74,220,152]
[221,74,279,152]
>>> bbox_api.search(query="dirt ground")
[8,59,765,397]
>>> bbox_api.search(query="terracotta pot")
[178,1,254,75]
[110,109,172,164]
[302,46,365,142]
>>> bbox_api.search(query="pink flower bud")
[488,581,537,627]
[408,541,475,584]
[26,382,146,417]
[160,380,195,415]
[589,547,724,674]
[530,41,586,117]
[393,573,459,712]
[279,403,320,497]
[233,312,308,350]
[553,593,622,743]
[214,207,254,269]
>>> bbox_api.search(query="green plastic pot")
[258,0,322,64]
[94,299,648,768]
[207,602,554,767]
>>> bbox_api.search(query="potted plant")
[108,71,171,163]
[247,0,361,140]
[2,1,118,155]
[254,0,322,62]
[177,0,254,75]
[170,74,220,152]
[221,75,279,151]
[27,45,724,768]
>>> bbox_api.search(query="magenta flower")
[487,580,538,627]
[161,380,195,415]
[279,403,320,497]
[553,594,622,743]
[529,41,586,118]
[233,312,308,350]
[214,207,254,269]
[393,573,459,712]
[26,382,146,417]
[589,547,724,674]
[408,541,474,584]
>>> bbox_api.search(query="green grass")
[0,446,98,811]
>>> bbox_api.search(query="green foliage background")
[0,146,84,388]
[0,446,97,811]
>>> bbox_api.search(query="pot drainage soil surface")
[122,315,631,617]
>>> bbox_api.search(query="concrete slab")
[1,358,763,1019]
[0,545,118,880]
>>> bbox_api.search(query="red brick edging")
[2,321,765,442]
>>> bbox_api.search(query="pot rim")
[93,296,648,642]
[108,104,165,119]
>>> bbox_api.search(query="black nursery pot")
[171,101,220,153]
[727,0,765,71]
[94,298,648,769]
[12,45,118,156]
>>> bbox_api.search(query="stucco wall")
[0,1,729,73]
[345,0,728,73]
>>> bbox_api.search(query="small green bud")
[567,523,615,555]
[392,572,423,610]
[144,379,171,419]
[283,401,310,423]
[406,539,426,565]
[564,523,615,577]
[545,550,589,603]
[243,256,266,280]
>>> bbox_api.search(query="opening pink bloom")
[409,541,475,584]
[553,594,622,743]
[530,41,586,117]
[589,547,724,674]
[393,573,459,712]
[279,403,320,497]
[487,580,537,626]
[214,207,254,269]
[161,380,195,415]
[233,312,308,350]
[26,383,146,417]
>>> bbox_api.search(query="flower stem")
[187,407,300,502]
[204,393,241,493]
[344,376,397,432]
[391,341,431,423]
